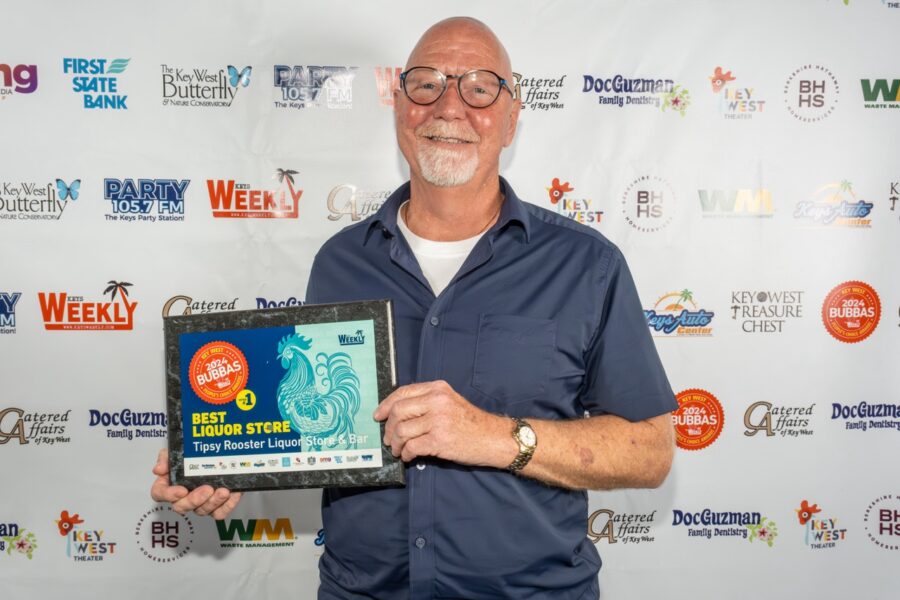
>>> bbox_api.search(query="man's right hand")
[151,449,242,519]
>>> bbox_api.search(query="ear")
[502,98,521,148]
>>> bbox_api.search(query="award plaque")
[163,300,405,491]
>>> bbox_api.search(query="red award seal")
[188,341,248,405]
[821,281,881,344]
[672,389,723,451]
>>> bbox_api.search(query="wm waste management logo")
[207,168,302,218]
[215,517,296,548]
[861,78,899,109]
[39,281,137,331]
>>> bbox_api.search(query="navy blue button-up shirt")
[307,177,675,600]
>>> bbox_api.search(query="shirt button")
[416,463,426,470]
[415,536,426,549]
[429,316,440,327]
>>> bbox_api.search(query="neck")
[405,173,504,241]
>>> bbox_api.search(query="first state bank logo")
[63,58,130,109]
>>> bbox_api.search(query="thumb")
[152,448,169,475]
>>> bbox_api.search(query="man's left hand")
[373,380,513,467]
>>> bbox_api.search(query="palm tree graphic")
[664,288,694,311]
[276,168,299,198]
[103,280,134,310]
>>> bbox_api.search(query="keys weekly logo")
[206,168,302,218]
[63,58,130,109]
[39,281,137,331]
[0,63,38,100]
[103,178,189,222]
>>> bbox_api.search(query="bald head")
[405,17,513,81]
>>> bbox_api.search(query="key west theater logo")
[546,178,602,227]
[708,66,766,120]
[54,510,117,562]
[38,281,137,331]
[796,500,847,550]
[206,168,302,218]
[0,63,38,100]
[645,289,714,337]
[274,65,356,109]
[0,178,79,221]
[63,58,130,109]
[161,64,252,107]
[103,178,189,222]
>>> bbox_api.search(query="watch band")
[508,418,536,472]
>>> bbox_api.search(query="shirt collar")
[366,176,531,243]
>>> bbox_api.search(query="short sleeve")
[579,248,676,421]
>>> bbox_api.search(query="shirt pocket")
[471,314,557,405]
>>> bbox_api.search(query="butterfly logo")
[227,65,252,88]
[56,179,81,201]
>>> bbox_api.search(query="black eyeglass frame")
[399,66,516,108]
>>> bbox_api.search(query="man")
[153,17,676,599]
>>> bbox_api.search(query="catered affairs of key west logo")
[0,292,20,334]
[645,289,714,337]
[135,506,194,562]
[698,188,773,217]
[161,64,251,107]
[861,78,899,109]
[621,175,676,232]
[206,168,302,218]
[796,500,847,550]
[672,389,723,451]
[63,58,130,109]
[821,281,880,343]
[0,521,37,560]
[794,180,873,227]
[162,295,238,317]
[708,66,766,119]
[582,73,690,115]
[374,67,401,106]
[546,178,602,227]
[672,508,778,546]
[87,409,166,441]
[274,65,356,109]
[0,178,79,221]
[103,178,189,222]
[783,64,839,122]
[55,510,117,562]
[730,290,804,334]
[327,184,390,221]
[0,63,38,100]
[0,407,71,446]
[215,517,296,548]
[744,401,815,438]
[588,509,658,545]
[512,72,566,111]
[39,281,137,331]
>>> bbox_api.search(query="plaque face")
[163,300,404,491]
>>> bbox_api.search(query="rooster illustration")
[547,178,574,205]
[709,67,735,93]
[276,334,362,451]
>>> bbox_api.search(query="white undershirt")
[397,201,483,296]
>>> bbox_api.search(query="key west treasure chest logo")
[180,320,383,475]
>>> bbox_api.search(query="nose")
[431,80,467,120]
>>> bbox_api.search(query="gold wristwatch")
[508,418,537,472]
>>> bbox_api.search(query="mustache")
[415,122,481,143]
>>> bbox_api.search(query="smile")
[423,135,475,144]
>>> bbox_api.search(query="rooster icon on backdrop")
[276,334,362,452]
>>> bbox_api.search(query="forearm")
[483,412,675,491]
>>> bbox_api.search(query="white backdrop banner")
[1,1,898,598]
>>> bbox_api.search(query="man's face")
[394,25,520,188]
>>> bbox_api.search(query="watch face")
[519,426,536,447]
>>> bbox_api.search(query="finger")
[374,381,440,420]
[383,396,431,445]
[211,492,243,520]
[194,487,232,517]
[152,448,169,476]
[150,474,189,503]
[389,415,431,458]
[172,485,214,515]
[400,434,434,463]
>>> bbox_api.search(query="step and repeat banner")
[1,1,898,598]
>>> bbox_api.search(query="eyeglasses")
[399,67,515,108]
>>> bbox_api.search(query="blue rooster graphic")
[276,333,362,451]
